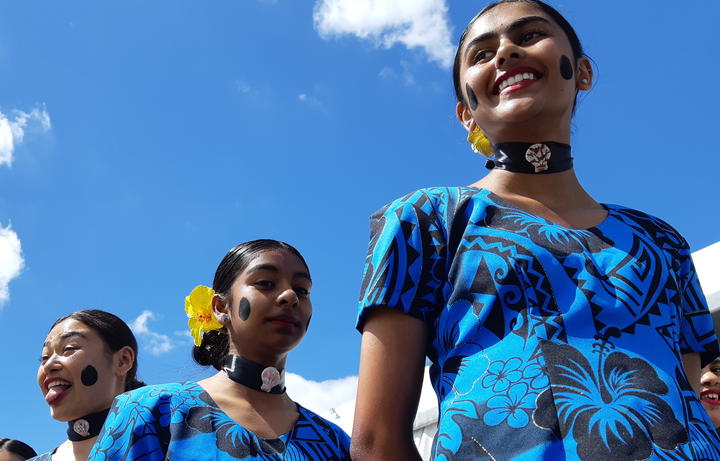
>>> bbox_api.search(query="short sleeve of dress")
[90,389,168,461]
[356,189,447,331]
[678,242,719,368]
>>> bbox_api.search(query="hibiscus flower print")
[533,341,688,460]
[483,382,536,428]
[482,357,523,392]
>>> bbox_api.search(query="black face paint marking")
[465,83,478,110]
[305,315,312,331]
[81,365,98,386]
[560,55,573,80]
[239,298,251,321]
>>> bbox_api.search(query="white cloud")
[313,0,454,68]
[0,223,24,307]
[285,373,358,414]
[131,310,176,355]
[0,106,51,167]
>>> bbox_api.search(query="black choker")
[487,142,573,174]
[223,355,285,394]
[66,408,110,441]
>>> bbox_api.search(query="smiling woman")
[350,1,720,460]
[89,239,350,460]
[32,310,143,461]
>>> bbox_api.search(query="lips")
[267,315,299,329]
[44,377,72,405]
[493,66,543,95]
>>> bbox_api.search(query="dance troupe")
[3,1,720,460]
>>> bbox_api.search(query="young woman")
[33,310,144,461]
[351,1,720,460]
[0,439,37,461]
[701,357,720,429]
[91,239,350,460]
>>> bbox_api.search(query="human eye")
[254,280,275,289]
[39,354,50,364]
[520,30,546,44]
[62,345,79,356]
[294,286,310,297]
[472,48,494,64]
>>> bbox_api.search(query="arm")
[350,308,427,461]
[683,352,701,394]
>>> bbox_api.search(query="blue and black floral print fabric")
[89,382,350,460]
[357,187,720,460]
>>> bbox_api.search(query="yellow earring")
[467,126,494,157]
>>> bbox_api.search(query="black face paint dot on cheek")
[465,83,479,111]
[305,315,312,331]
[81,365,98,386]
[238,298,251,321]
[560,55,574,80]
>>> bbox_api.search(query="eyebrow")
[246,264,312,282]
[464,16,551,59]
[43,331,87,348]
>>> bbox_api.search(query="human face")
[218,250,312,365]
[700,358,720,428]
[457,2,590,142]
[37,319,121,421]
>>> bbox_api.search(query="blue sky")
[1,0,719,452]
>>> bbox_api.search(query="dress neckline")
[465,186,613,232]
[193,381,300,443]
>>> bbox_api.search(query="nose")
[496,39,522,68]
[701,370,720,388]
[41,353,62,376]
[276,288,299,307]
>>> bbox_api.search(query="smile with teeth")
[496,72,539,94]
[47,380,71,391]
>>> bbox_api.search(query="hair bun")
[192,329,229,370]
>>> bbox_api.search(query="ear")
[456,102,476,134]
[113,346,135,378]
[212,293,230,324]
[576,57,593,91]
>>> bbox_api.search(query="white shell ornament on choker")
[525,143,552,173]
[73,419,90,437]
[261,367,283,392]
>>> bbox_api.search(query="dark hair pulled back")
[192,239,309,370]
[0,439,37,460]
[50,309,145,391]
[452,0,585,105]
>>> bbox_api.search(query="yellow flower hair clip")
[185,285,224,347]
[467,126,494,158]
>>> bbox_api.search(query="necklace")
[488,142,573,174]
[66,408,110,441]
[223,354,286,394]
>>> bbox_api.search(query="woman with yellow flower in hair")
[351,1,720,460]
[91,239,350,460]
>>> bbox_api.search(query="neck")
[229,346,287,370]
[477,169,595,209]
[56,437,96,461]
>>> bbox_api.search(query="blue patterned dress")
[357,187,720,460]
[89,382,350,460]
